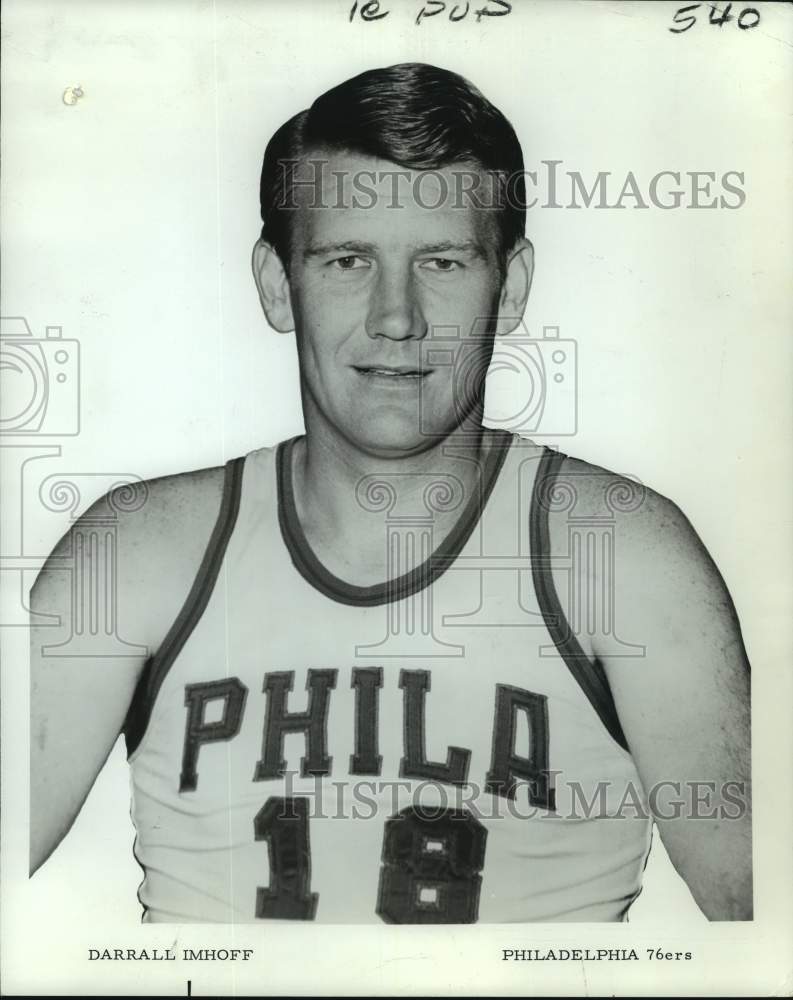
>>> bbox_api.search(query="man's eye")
[331,255,370,270]
[421,258,461,272]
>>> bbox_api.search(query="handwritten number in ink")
[737,7,759,29]
[708,2,733,26]
[669,1,760,32]
[669,3,701,32]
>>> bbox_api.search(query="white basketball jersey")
[125,433,652,923]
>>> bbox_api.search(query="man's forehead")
[286,149,501,250]
[296,149,496,190]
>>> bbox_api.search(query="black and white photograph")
[1,0,791,995]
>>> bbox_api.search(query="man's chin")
[332,402,487,460]
[347,432,438,460]
[342,419,455,460]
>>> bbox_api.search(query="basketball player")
[30,64,752,923]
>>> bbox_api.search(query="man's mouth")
[353,365,430,380]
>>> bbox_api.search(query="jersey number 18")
[254,798,488,923]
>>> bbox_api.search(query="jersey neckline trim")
[276,431,514,608]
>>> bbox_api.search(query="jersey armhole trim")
[123,456,246,759]
[530,447,630,753]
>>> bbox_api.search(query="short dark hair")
[259,62,525,271]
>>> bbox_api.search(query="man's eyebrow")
[414,240,488,258]
[303,241,377,260]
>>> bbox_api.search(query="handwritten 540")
[669,3,761,32]
[349,0,512,25]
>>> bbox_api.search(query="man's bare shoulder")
[37,461,228,570]
[551,451,705,563]
[32,460,234,650]
[542,447,744,647]
[548,449,745,667]
[105,462,227,543]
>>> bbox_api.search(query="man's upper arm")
[29,466,225,874]
[583,472,752,919]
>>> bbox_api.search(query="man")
[30,63,751,923]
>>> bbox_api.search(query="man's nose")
[365,266,427,341]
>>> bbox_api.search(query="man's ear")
[497,238,534,336]
[251,240,295,333]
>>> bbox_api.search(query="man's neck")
[289,420,501,586]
